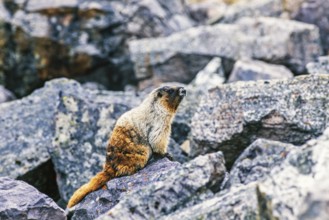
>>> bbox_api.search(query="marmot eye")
[168,89,174,94]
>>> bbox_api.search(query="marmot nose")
[178,87,186,97]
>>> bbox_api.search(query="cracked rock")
[190,74,329,166]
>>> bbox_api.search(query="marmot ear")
[157,92,163,98]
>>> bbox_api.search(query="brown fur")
[67,86,185,208]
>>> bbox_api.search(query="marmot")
[67,85,186,208]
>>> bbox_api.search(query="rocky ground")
[0,0,329,219]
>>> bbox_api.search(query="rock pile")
[1,0,329,219]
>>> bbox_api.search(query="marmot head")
[152,86,186,114]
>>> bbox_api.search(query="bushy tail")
[67,171,111,208]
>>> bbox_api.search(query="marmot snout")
[67,85,186,208]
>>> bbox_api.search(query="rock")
[0,177,66,220]
[0,78,81,199]
[216,0,283,24]
[222,139,296,188]
[190,74,329,166]
[190,57,225,88]
[307,56,329,74]
[167,138,189,163]
[136,54,213,90]
[186,0,227,24]
[171,58,225,146]
[129,17,321,86]
[97,152,226,220]
[293,0,329,53]
[228,59,294,82]
[0,85,15,103]
[0,0,194,97]
[51,87,141,202]
[72,158,180,220]
[164,127,329,220]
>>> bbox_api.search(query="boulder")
[190,74,329,166]
[129,17,321,88]
[307,56,329,74]
[72,158,180,220]
[0,85,15,103]
[97,152,226,220]
[0,177,66,220]
[163,127,329,220]
[293,0,329,53]
[0,78,81,199]
[228,59,294,82]
[0,0,194,96]
[222,139,296,188]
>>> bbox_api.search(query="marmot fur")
[67,86,186,208]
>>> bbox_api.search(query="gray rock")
[186,0,227,24]
[228,59,294,82]
[190,74,329,166]
[0,177,66,220]
[0,85,15,103]
[97,152,226,220]
[167,138,189,163]
[189,57,225,89]
[162,183,258,220]
[307,56,329,74]
[164,127,329,220]
[0,0,194,96]
[293,0,329,52]
[223,139,297,188]
[72,158,180,220]
[129,17,321,86]
[51,87,141,202]
[0,77,141,201]
[0,78,81,198]
[136,54,213,90]
[218,0,283,24]
[171,57,225,146]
